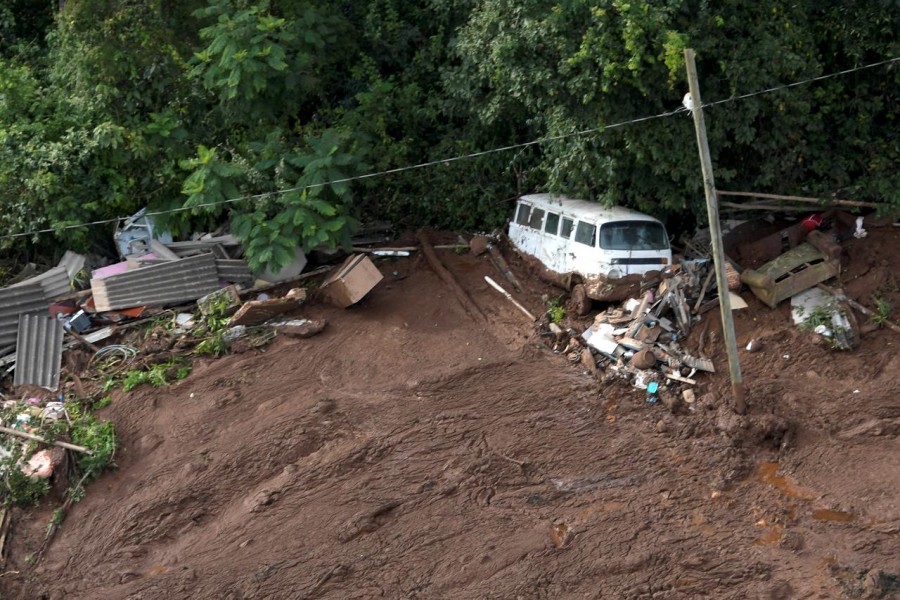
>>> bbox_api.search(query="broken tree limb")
[816,283,900,334]
[417,231,486,321]
[487,244,523,292]
[0,508,9,566]
[484,276,536,322]
[693,268,716,314]
[0,426,92,455]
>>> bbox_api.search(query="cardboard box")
[320,254,383,307]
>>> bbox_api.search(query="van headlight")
[607,268,622,280]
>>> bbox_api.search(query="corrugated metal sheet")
[0,285,49,352]
[216,259,254,284]
[10,266,70,300]
[13,314,64,390]
[91,253,220,311]
[58,250,86,279]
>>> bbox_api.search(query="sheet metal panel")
[0,285,49,352]
[91,253,220,311]
[10,266,70,300]
[215,259,254,284]
[13,314,64,390]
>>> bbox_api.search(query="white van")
[508,194,671,280]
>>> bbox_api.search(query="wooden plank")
[717,190,882,209]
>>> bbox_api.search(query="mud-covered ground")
[3,228,900,599]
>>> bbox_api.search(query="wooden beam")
[717,190,881,209]
[685,49,746,415]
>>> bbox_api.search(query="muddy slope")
[4,229,900,599]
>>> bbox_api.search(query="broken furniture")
[739,230,841,309]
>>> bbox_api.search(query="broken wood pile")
[569,261,720,399]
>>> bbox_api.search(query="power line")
[0,106,688,241]
[704,55,900,108]
[2,54,897,243]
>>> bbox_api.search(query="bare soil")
[3,228,900,599]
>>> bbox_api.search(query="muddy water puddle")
[811,509,855,523]
[754,461,817,500]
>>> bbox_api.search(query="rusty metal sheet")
[13,314,64,390]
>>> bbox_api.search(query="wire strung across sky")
[1,55,897,243]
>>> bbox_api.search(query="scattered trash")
[114,208,173,259]
[790,288,858,350]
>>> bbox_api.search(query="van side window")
[544,212,560,235]
[515,204,531,226]
[560,217,574,239]
[574,221,597,247]
[528,208,545,230]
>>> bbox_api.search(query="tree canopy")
[0,0,897,270]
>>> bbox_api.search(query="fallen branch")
[692,268,716,314]
[417,231,486,321]
[487,245,523,293]
[0,508,9,566]
[0,426,92,455]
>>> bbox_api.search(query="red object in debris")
[49,300,77,319]
[801,213,824,231]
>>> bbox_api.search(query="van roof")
[519,194,661,224]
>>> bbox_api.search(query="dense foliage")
[0,0,897,270]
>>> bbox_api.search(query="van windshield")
[599,221,668,251]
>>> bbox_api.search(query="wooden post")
[684,49,746,415]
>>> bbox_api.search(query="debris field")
[1,226,899,599]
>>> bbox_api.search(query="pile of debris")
[0,210,386,393]
[561,261,737,406]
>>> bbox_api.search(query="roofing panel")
[216,259,254,284]
[58,251,86,279]
[9,266,71,300]
[0,285,50,352]
[13,314,64,390]
[90,253,220,311]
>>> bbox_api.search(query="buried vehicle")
[508,194,672,314]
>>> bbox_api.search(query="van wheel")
[568,284,592,316]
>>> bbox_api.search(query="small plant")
[799,305,833,332]
[547,297,566,324]
[46,508,65,536]
[872,294,891,327]
[196,330,228,356]
[3,467,51,508]
[799,304,853,349]
[92,395,112,410]
[121,358,192,392]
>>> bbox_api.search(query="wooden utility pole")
[684,49,746,414]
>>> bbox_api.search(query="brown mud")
[3,228,899,599]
